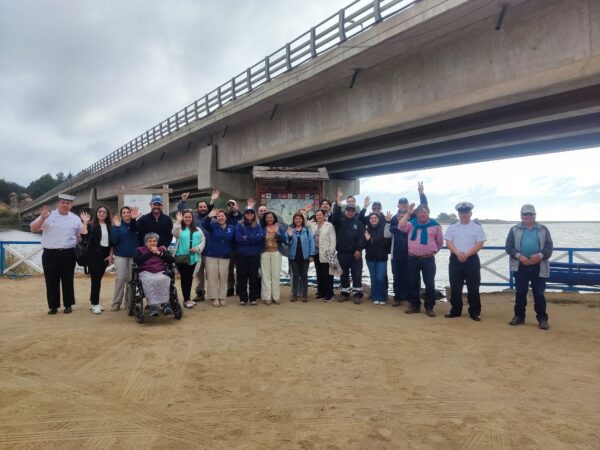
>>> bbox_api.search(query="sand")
[1,274,599,449]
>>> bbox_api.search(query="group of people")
[31,184,554,330]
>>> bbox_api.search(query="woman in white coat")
[308,209,336,301]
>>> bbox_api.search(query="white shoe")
[91,304,102,314]
[374,301,380,305]
[89,304,104,311]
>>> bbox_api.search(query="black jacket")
[332,206,366,253]
[136,213,174,248]
[365,222,390,262]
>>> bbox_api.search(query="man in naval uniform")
[443,202,487,321]
[30,194,84,314]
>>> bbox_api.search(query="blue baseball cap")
[150,195,164,205]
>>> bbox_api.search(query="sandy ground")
[1,274,599,450]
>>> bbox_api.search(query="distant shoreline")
[437,220,600,225]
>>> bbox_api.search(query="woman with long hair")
[234,208,265,306]
[286,212,316,302]
[202,209,236,307]
[364,212,392,305]
[308,209,336,301]
[80,206,113,314]
[174,209,205,309]
[260,211,287,305]
[110,206,140,311]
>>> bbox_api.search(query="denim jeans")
[366,260,387,302]
[407,255,436,310]
[391,257,408,300]
[514,263,548,321]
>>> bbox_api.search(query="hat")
[345,204,356,211]
[372,201,382,208]
[57,193,75,201]
[455,202,474,212]
[150,195,163,205]
[520,204,536,214]
[226,199,237,206]
[397,197,408,204]
[244,207,255,214]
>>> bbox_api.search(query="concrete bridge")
[20,0,600,216]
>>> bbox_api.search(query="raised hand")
[363,196,371,209]
[247,197,255,209]
[112,215,122,227]
[175,211,183,222]
[181,192,190,201]
[210,189,220,201]
[385,211,393,222]
[418,181,424,194]
[407,203,415,216]
[287,226,293,237]
[364,230,371,241]
[304,203,313,211]
[208,209,218,218]
[80,211,91,224]
[40,205,50,219]
[337,187,343,202]
[130,206,140,219]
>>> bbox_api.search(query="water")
[3,223,599,290]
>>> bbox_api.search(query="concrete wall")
[215,0,600,169]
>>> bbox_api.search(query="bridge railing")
[26,0,420,208]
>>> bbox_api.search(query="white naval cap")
[455,202,474,212]
[58,193,76,201]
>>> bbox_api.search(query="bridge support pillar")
[196,145,255,200]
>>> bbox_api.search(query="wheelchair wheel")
[173,304,183,320]
[125,282,136,316]
[134,303,144,324]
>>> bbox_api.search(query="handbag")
[74,237,90,266]
[174,230,193,265]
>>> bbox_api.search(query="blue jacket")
[287,226,316,260]
[111,220,139,257]
[202,217,236,258]
[235,221,265,256]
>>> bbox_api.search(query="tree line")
[0,172,72,205]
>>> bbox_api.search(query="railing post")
[231,78,236,100]
[204,94,210,114]
[339,9,347,42]
[1,242,5,274]
[310,27,317,57]
[264,57,271,82]
[373,0,382,23]
[194,100,199,120]
[285,43,292,71]
[217,86,222,107]
[246,68,252,92]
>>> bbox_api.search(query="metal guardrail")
[27,0,420,206]
[3,240,598,293]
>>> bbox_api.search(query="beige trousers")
[206,257,229,301]
[112,256,133,306]
[261,251,282,301]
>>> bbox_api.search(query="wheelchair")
[124,263,183,324]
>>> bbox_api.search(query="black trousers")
[236,255,260,302]
[315,258,334,298]
[228,251,237,290]
[88,247,110,305]
[177,262,197,301]
[290,258,309,297]
[338,252,363,293]
[42,248,76,310]
[449,254,481,317]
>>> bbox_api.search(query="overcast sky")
[1,0,599,220]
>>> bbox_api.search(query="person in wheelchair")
[133,232,176,317]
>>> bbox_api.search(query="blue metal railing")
[25,0,421,208]
[2,241,599,292]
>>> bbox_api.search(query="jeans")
[366,260,387,302]
[338,252,363,294]
[514,263,548,321]
[407,255,436,310]
[391,257,408,300]
[448,254,481,317]
[289,259,309,297]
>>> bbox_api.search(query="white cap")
[58,193,75,201]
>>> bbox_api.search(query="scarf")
[409,218,439,245]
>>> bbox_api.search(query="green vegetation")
[0,172,72,204]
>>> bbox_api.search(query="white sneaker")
[91,304,102,314]
[374,301,380,305]
[89,304,104,311]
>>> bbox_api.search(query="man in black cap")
[30,194,84,314]
[136,195,173,248]
[332,202,366,303]
[389,181,428,305]
[444,202,487,321]
[505,204,553,330]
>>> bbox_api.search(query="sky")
[1,0,599,221]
